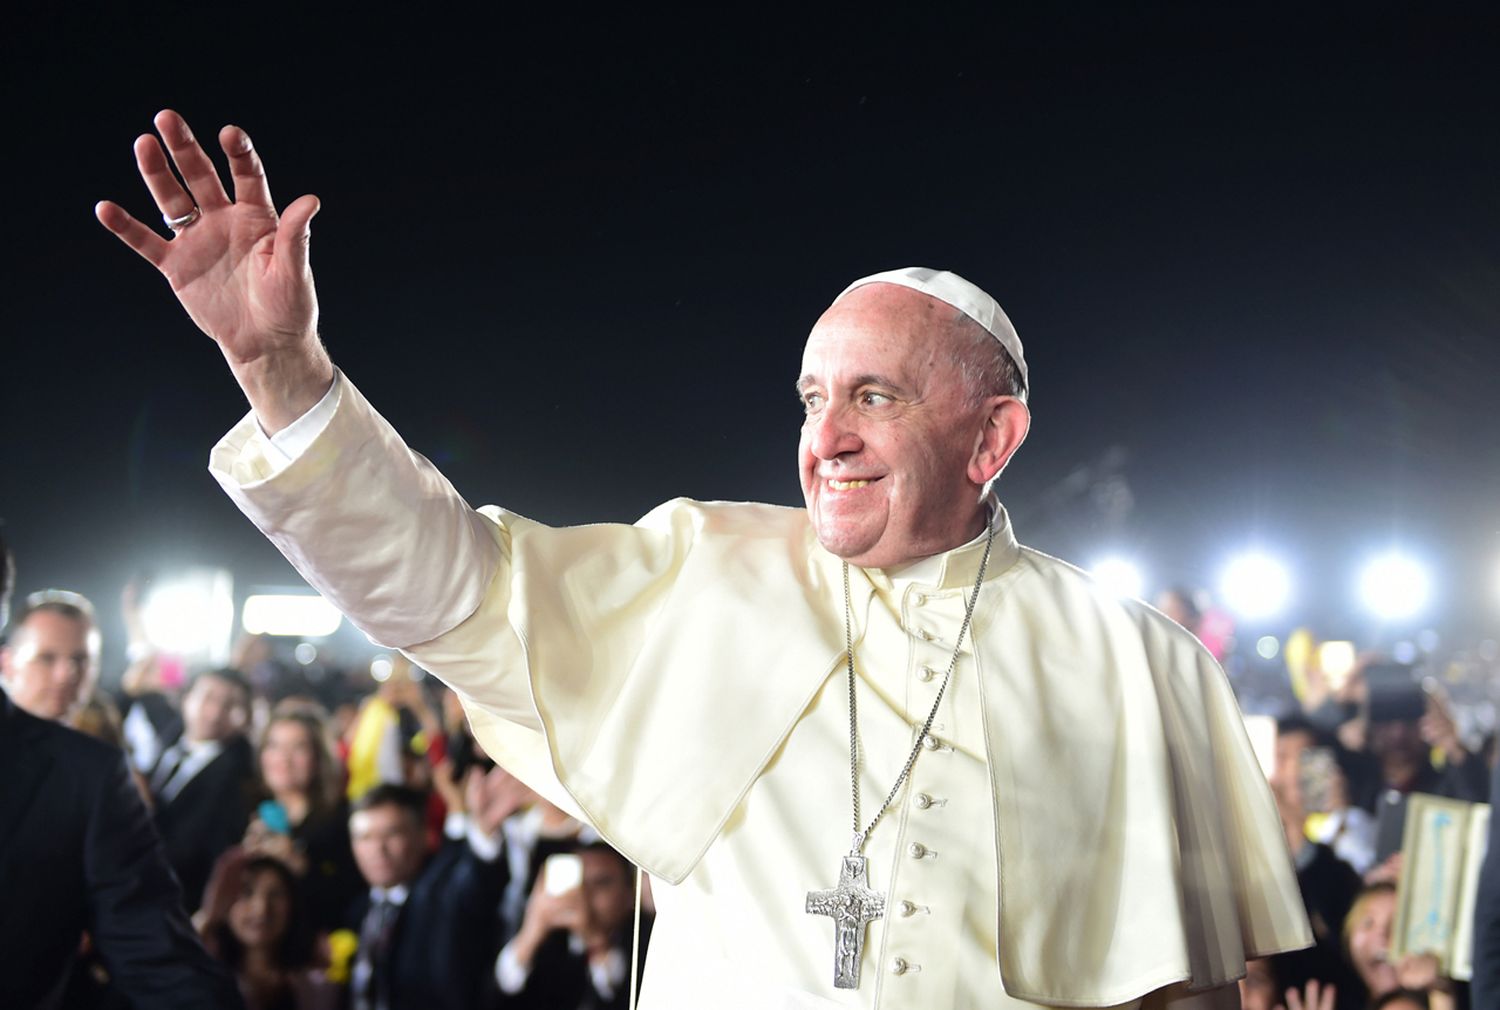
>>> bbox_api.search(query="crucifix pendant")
[805,853,885,989]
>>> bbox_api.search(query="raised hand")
[96,109,333,432]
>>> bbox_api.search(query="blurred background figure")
[147,666,258,912]
[1,588,101,723]
[345,777,515,1010]
[0,535,245,1010]
[199,851,339,1010]
[244,703,361,934]
[495,841,648,1010]
[1341,883,1456,1010]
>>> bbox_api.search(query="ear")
[967,396,1030,487]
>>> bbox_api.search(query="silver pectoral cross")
[805,853,886,989]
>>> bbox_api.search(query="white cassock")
[211,373,1310,1010]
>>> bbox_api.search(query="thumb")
[278,193,322,276]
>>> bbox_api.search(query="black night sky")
[5,6,1499,670]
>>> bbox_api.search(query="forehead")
[13,609,95,652]
[351,803,419,833]
[801,284,966,382]
[267,718,313,745]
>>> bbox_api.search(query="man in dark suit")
[347,781,514,1010]
[147,666,257,912]
[0,688,244,1009]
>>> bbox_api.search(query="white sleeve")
[207,370,502,649]
[494,940,532,994]
[262,376,340,465]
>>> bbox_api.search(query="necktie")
[353,896,398,1010]
[148,743,184,797]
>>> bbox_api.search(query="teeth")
[829,479,870,490]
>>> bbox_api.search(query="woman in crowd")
[248,704,361,932]
[201,852,338,1010]
[1341,883,1455,1010]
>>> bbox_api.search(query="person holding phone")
[496,844,646,1010]
[247,706,362,933]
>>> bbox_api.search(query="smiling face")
[798,284,1028,568]
[1346,887,1398,997]
[227,863,293,952]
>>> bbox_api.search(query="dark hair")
[352,783,428,822]
[579,840,631,871]
[205,855,315,972]
[1275,714,1337,749]
[190,666,253,704]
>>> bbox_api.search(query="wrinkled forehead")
[802,283,964,367]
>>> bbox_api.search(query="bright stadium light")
[1090,557,1145,599]
[140,568,235,665]
[1357,552,1432,621]
[1219,552,1292,621]
[242,594,343,637]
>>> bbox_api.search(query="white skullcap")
[835,267,1028,396]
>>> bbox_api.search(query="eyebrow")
[795,373,910,395]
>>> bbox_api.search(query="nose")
[805,404,863,461]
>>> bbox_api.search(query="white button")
[898,900,918,917]
[916,665,936,682]
[913,792,932,810]
[913,592,928,606]
[922,733,941,751]
[890,957,910,975]
[915,627,935,642]
[908,842,927,859]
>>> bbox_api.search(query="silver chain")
[843,513,996,854]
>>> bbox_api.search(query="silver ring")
[163,207,201,231]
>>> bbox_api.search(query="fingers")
[277,193,322,277]
[153,109,231,211]
[220,125,275,210]
[95,200,171,268]
[132,134,199,226]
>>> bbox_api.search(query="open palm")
[97,109,330,428]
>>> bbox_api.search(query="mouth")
[825,476,881,491]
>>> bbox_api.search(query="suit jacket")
[1471,760,1500,1008]
[150,732,256,912]
[347,837,508,1010]
[501,918,651,1010]
[0,691,243,1010]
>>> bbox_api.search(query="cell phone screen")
[544,853,583,895]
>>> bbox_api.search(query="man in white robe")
[98,109,1311,1009]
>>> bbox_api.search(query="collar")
[370,883,410,906]
[865,497,1022,594]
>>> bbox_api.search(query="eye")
[859,390,892,407]
[800,391,825,413]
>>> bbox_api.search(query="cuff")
[262,375,341,465]
[495,941,530,993]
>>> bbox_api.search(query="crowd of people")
[4,535,1494,1010]
[0,545,649,1010]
